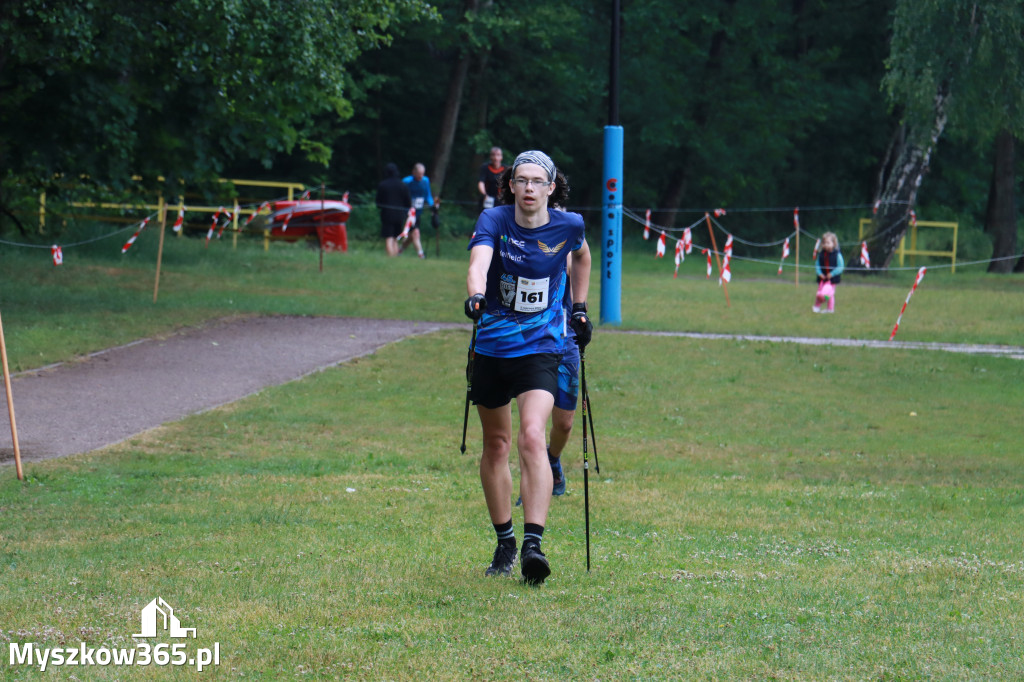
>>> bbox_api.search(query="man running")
[464,150,592,585]
[401,163,435,258]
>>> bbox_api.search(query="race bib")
[514,277,549,313]
[483,196,495,209]
[413,197,425,209]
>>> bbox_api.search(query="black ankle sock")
[494,519,515,547]
[547,445,559,466]
[523,523,544,547]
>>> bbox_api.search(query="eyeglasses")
[513,177,551,188]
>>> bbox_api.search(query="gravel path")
[609,329,1024,360]
[2,316,1020,465]
[1,316,460,464]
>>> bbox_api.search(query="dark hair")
[497,168,570,208]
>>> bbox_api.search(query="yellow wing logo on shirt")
[537,239,567,256]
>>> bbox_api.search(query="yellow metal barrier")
[858,218,958,272]
[38,178,306,251]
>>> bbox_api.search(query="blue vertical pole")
[600,0,622,326]
[600,126,623,326]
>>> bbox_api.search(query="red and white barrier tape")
[399,207,416,240]
[889,267,926,341]
[778,237,790,274]
[720,235,733,284]
[121,217,151,254]
[206,208,222,245]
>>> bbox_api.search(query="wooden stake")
[704,213,730,307]
[153,196,167,303]
[319,183,325,273]
[0,310,24,481]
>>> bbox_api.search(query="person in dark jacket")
[376,163,412,257]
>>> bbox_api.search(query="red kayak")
[266,197,350,251]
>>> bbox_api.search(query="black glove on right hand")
[569,303,593,349]
[464,293,486,321]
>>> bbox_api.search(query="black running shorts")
[380,216,405,239]
[470,352,560,409]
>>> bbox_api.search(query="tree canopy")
[2,0,1021,268]
[0,0,436,197]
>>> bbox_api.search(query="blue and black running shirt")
[468,205,586,358]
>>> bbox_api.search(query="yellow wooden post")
[704,213,730,307]
[38,192,46,233]
[232,198,240,249]
[153,197,167,303]
[951,222,958,273]
[1,309,25,481]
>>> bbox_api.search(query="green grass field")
[1,236,1023,679]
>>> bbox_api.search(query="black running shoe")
[520,541,551,585]
[485,542,517,577]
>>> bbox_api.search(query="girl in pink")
[813,232,844,313]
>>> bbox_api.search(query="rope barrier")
[3,187,1020,272]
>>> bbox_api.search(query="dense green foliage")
[0,0,436,197]
[1,0,1021,261]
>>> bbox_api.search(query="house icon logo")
[132,597,197,639]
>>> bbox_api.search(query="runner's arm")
[569,241,591,306]
[467,244,494,297]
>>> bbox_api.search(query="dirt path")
[2,316,1020,465]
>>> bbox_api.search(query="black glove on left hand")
[465,293,486,321]
[569,303,593,349]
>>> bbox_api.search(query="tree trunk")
[984,130,1018,273]
[429,0,483,197]
[465,47,493,189]
[865,84,949,270]
[430,52,471,197]
[653,4,732,227]
[653,163,690,229]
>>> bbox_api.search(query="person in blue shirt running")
[401,163,436,258]
[464,150,592,585]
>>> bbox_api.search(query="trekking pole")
[459,321,477,454]
[581,348,591,572]
[581,355,599,474]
